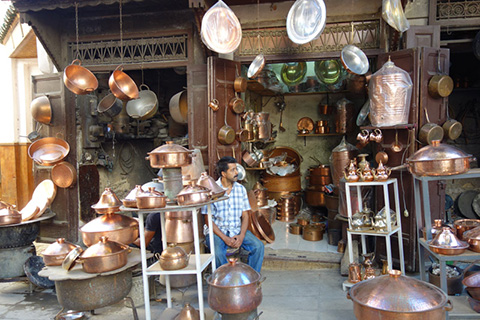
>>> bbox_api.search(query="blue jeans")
[206,230,264,273]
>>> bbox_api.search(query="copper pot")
[146,141,194,168]
[159,244,190,270]
[309,165,330,176]
[42,238,78,266]
[122,185,144,208]
[136,187,167,209]
[454,219,480,241]
[306,174,331,185]
[207,258,265,314]
[176,181,212,206]
[289,223,303,235]
[196,172,226,199]
[63,59,98,95]
[305,188,326,207]
[66,236,131,273]
[218,106,236,145]
[303,224,324,241]
[0,206,21,226]
[165,212,194,243]
[236,129,249,142]
[229,95,245,114]
[51,161,77,188]
[348,270,452,319]
[463,227,480,252]
[242,151,258,167]
[418,123,444,145]
[234,77,247,92]
[406,140,474,176]
[262,174,301,193]
[30,95,52,125]
[80,213,139,247]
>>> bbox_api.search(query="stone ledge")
[263,248,342,271]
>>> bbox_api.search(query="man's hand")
[224,236,236,247]
[231,234,245,248]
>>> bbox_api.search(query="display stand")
[345,179,405,280]
[121,196,227,320]
[414,169,480,293]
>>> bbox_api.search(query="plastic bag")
[368,59,413,127]
[382,0,410,33]
[200,0,242,54]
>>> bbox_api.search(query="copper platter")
[297,117,314,132]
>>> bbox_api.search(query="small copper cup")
[208,99,219,112]
[348,262,362,283]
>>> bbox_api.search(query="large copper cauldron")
[146,141,194,168]
[80,213,139,247]
[207,258,265,314]
[348,270,452,319]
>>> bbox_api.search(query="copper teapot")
[344,160,359,182]
[357,162,374,182]
[373,161,392,181]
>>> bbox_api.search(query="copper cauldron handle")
[444,300,453,312]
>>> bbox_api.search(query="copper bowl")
[63,59,98,95]
[28,137,70,166]
[454,219,480,241]
[51,161,77,188]
[80,213,139,247]
[108,66,139,101]
[467,287,480,300]
[30,95,52,125]
[136,187,167,209]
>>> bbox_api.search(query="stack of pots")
[305,165,331,207]
[276,194,297,222]
[252,182,268,208]
[263,147,302,200]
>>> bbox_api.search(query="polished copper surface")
[165,211,194,243]
[108,66,139,101]
[297,117,314,132]
[28,137,70,166]
[42,238,78,266]
[51,161,77,188]
[159,244,189,270]
[91,188,122,213]
[349,270,450,319]
[197,172,226,199]
[406,140,473,176]
[63,59,98,95]
[126,84,158,120]
[122,185,143,208]
[428,227,469,255]
[0,206,22,226]
[30,95,52,125]
[252,210,275,243]
[80,213,139,247]
[136,187,167,209]
[289,223,303,235]
[454,219,480,241]
[463,226,480,252]
[463,271,480,288]
[147,141,193,168]
[77,236,130,273]
[176,181,211,205]
[175,303,200,320]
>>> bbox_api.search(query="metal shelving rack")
[414,169,480,293]
[120,196,227,320]
[345,179,405,274]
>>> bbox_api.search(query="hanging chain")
[119,0,124,64]
[75,2,79,59]
[224,65,228,126]
[257,0,261,53]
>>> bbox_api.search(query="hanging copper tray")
[297,117,314,132]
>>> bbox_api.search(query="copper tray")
[297,117,314,132]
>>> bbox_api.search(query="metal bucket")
[0,245,35,278]
[55,269,132,311]
[0,221,40,248]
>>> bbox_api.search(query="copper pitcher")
[348,262,362,283]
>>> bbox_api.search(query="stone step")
[262,248,342,271]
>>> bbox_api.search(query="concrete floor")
[0,268,356,320]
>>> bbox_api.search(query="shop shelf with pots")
[297,133,343,137]
[345,179,405,276]
[414,169,480,295]
[120,196,227,320]
[247,80,348,96]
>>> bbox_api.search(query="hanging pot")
[97,92,123,118]
[109,65,139,101]
[419,122,444,145]
[286,0,327,45]
[229,95,245,114]
[247,54,265,79]
[443,119,462,141]
[30,96,52,125]
[146,141,194,168]
[281,62,307,86]
[428,50,454,99]
[126,84,158,120]
[28,137,70,166]
[218,104,235,145]
[341,44,369,75]
[234,77,247,92]
[168,90,188,124]
[51,161,77,188]
[63,59,98,95]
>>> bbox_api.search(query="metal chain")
[75,2,79,59]
[119,0,124,64]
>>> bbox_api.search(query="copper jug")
[381,259,389,275]
[348,262,362,283]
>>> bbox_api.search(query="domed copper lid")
[148,141,192,155]
[123,185,144,201]
[136,187,166,198]
[428,227,468,249]
[0,205,22,225]
[81,236,127,258]
[408,140,472,162]
[91,188,122,213]
[196,172,226,198]
[349,270,447,312]
[80,213,138,233]
[43,238,77,256]
[207,258,261,287]
[175,302,200,320]
[177,181,210,196]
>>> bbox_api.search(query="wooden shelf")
[297,133,343,137]
[245,139,276,143]
[360,124,415,130]
[245,167,266,171]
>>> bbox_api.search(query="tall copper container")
[330,137,358,187]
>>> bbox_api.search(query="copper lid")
[349,270,447,312]
[408,140,472,162]
[196,172,226,196]
[136,187,167,198]
[62,246,83,271]
[81,236,127,258]
[175,303,200,320]
[91,187,122,212]
[0,205,20,217]
[177,181,210,196]
[80,213,138,233]
[123,185,144,201]
[464,226,480,241]
[428,227,469,249]
[43,238,77,256]
[160,244,188,260]
[148,141,192,155]
[207,258,261,287]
